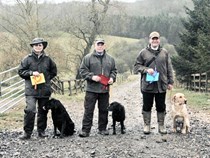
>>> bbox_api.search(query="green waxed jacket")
[18,51,57,97]
[79,50,117,93]
[134,45,174,93]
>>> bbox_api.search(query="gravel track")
[0,80,209,158]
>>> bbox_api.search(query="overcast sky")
[1,0,137,5]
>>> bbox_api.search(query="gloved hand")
[92,75,101,82]
[108,78,113,84]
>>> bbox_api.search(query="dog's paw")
[181,129,186,134]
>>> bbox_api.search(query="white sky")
[1,0,137,5]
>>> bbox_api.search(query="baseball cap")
[149,31,160,39]
[95,38,105,44]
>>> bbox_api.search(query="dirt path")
[0,79,210,158]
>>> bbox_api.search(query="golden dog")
[171,93,190,134]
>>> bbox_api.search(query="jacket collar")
[147,44,162,56]
[93,50,106,57]
[31,50,45,58]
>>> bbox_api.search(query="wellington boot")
[19,132,31,140]
[142,111,151,134]
[157,112,167,134]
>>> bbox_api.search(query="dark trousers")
[142,92,166,112]
[24,96,49,135]
[82,91,109,133]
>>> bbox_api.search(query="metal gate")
[0,66,25,113]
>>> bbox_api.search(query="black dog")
[44,98,75,138]
[108,101,126,135]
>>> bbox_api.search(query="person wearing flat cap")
[134,31,174,135]
[78,38,117,137]
[18,38,57,140]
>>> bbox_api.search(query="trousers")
[23,96,49,135]
[81,91,109,133]
[142,91,166,112]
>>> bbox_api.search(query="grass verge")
[168,87,210,113]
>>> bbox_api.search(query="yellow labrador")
[171,93,190,134]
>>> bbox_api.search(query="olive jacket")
[18,51,57,97]
[79,50,117,93]
[134,45,174,93]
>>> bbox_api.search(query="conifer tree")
[172,0,210,83]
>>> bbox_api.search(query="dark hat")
[30,38,48,49]
[95,38,105,44]
[149,31,160,39]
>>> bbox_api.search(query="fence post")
[199,73,201,92]
[205,73,208,93]
[68,80,72,96]
[74,80,77,94]
[60,81,64,95]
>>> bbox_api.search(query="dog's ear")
[172,94,176,103]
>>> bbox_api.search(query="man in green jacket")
[18,38,57,140]
[134,31,174,135]
[79,38,117,137]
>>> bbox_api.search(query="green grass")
[0,109,23,131]
[0,92,85,131]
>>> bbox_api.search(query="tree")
[172,0,210,83]
[0,0,42,52]
[0,0,46,70]
[60,0,111,78]
[112,40,145,74]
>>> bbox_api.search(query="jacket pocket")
[142,80,154,91]
[161,80,168,91]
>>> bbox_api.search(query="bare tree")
[0,0,42,52]
[61,0,111,78]
[0,0,59,71]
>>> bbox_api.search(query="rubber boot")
[19,132,31,140]
[157,112,167,134]
[142,111,151,134]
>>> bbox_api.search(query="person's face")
[33,43,44,53]
[95,42,105,53]
[149,37,160,48]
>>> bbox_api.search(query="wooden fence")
[190,72,210,92]
[57,78,85,95]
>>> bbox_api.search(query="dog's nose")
[184,100,187,104]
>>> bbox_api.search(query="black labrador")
[44,98,75,138]
[108,101,126,135]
